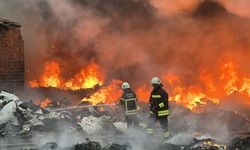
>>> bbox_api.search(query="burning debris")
[29,61,104,90]
[1,0,248,116]
[74,138,129,150]
[0,91,250,149]
[17,0,250,114]
[1,0,250,149]
[0,91,116,136]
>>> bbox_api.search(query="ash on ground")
[0,91,250,150]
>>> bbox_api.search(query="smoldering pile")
[0,91,125,147]
[0,91,124,136]
[33,136,250,150]
[1,91,250,150]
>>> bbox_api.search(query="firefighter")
[119,82,139,128]
[147,77,169,139]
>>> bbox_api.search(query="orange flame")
[220,61,240,95]
[136,85,150,102]
[30,61,61,88]
[65,63,103,90]
[31,56,250,112]
[81,80,122,105]
[240,78,250,96]
[29,61,103,90]
[136,58,250,112]
[40,98,52,108]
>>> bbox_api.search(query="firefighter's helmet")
[151,77,161,85]
[122,82,130,89]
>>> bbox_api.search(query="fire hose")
[48,103,117,112]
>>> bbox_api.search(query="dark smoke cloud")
[0,0,250,91]
[1,0,250,143]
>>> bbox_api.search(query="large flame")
[30,61,61,88]
[65,63,104,90]
[136,57,250,112]
[30,57,250,112]
[29,62,122,106]
[29,61,103,90]
[81,80,122,105]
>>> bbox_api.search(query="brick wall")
[0,20,24,90]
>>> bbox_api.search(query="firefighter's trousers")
[126,114,139,128]
[147,113,169,138]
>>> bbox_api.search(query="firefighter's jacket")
[120,89,137,116]
[149,86,169,117]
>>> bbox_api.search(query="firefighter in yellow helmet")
[119,82,139,128]
[147,77,169,139]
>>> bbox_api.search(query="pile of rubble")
[1,91,250,150]
[38,139,128,150]
[74,139,128,150]
[38,137,250,150]
[0,91,124,138]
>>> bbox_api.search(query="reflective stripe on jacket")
[120,89,137,116]
[149,86,169,117]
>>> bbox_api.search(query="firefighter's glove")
[159,102,165,108]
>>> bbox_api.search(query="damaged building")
[0,19,24,91]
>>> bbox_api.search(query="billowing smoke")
[0,0,154,81]
[1,0,250,110]
[1,1,250,147]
